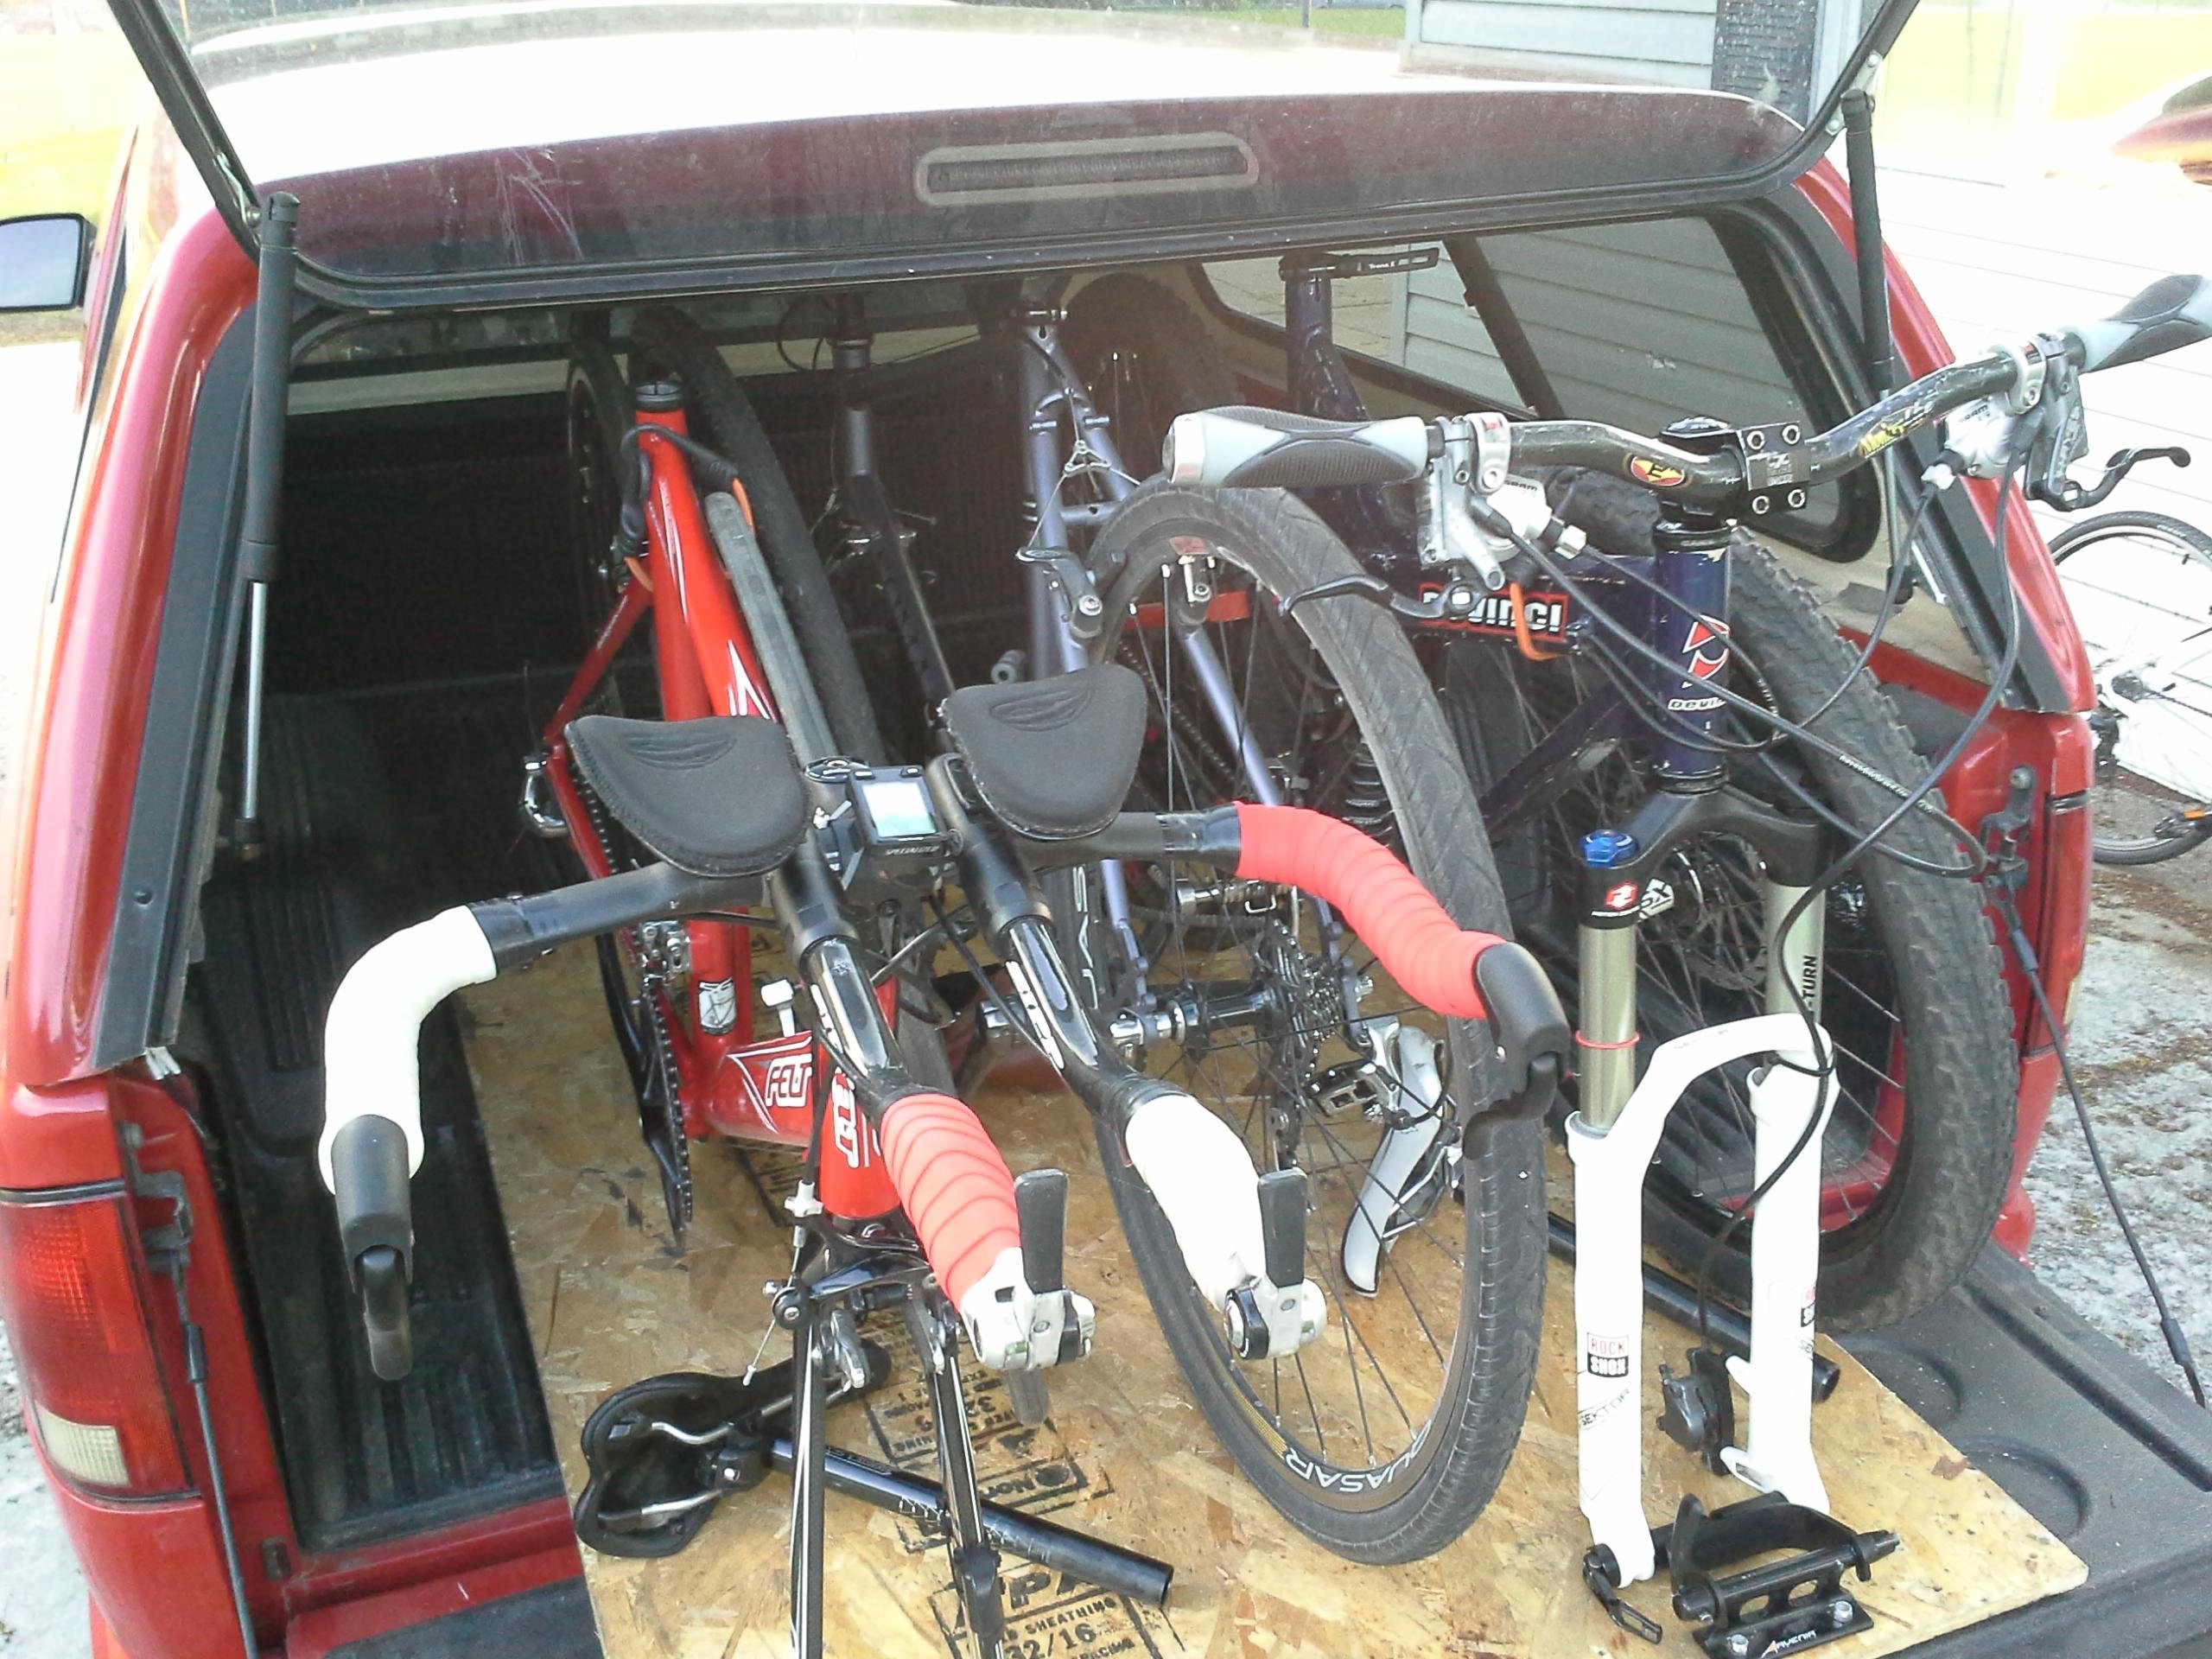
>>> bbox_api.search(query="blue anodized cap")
[1580,828,1640,869]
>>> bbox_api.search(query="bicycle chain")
[639,988,696,1238]
[577,771,696,1238]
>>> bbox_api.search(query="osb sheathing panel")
[460,945,2084,1659]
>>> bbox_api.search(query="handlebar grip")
[1230,803,1503,1020]
[2069,273,2212,372]
[1163,406,1431,490]
[330,1115,415,1381]
[875,1090,1023,1307]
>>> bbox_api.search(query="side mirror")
[0,214,94,314]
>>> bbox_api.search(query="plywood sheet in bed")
[461,944,2085,1659]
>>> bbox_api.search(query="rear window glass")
[1205,215,1857,549]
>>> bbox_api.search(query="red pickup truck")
[0,2,2105,1652]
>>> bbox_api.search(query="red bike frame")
[537,403,901,1220]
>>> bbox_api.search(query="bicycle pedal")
[1312,1058,1389,1117]
[574,1351,890,1559]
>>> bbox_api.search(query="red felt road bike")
[315,322,1569,1654]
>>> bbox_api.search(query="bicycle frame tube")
[542,397,903,1220]
[1281,256,1408,569]
[1646,507,1734,790]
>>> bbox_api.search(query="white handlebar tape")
[317,906,499,1191]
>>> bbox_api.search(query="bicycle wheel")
[569,334,643,645]
[1061,273,1236,479]
[1443,472,2016,1332]
[2052,508,2212,865]
[626,306,887,763]
[1077,482,1544,1564]
[564,336,694,1230]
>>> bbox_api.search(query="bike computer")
[810,761,954,896]
[852,772,940,846]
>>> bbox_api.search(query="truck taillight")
[0,1192,189,1497]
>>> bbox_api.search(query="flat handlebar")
[1161,273,2211,510]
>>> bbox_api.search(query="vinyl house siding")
[1401,220,1819,436]
[1407,0,1718,87]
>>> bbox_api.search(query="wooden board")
[461,944,2086,1659]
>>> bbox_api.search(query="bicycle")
[607,286,1562,1564]
[2050,497,2212,864]
[1153,270,2212,1339]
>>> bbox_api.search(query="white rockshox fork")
[1569,859,1836,1586]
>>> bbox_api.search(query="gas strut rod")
[1840,89,1897,397]
[232,191,300,857]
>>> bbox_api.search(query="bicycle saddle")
[941,664,1147,840]
[566,714,809,878]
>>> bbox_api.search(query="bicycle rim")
[2054,514,2212,863]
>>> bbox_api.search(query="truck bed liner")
[1848,1250,2212,1656]
[194,695,563,1551]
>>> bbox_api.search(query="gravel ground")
[2023,857,2212,1399]
[0,1337,90,1657]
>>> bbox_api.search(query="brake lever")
[2037,443,2193,512]
[1275,573,1484,625]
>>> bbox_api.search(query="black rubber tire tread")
[1548,472,2017,1330]
[625,307,887,764]
[568,337,639,641]
[1060,274,1239,480]
[1084,482,1545,1563]
[2051,509,2212,864]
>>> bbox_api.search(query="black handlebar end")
[1472,943,1572,1122]
[2077,273,2212,372]
[332,1115,415,1381]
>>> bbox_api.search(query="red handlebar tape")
[1232,803,1501,1021]
[875,1090,1022,1306]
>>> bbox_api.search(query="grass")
[1230,5,1405,37]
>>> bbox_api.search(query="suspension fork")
[1572,787,1829,1128]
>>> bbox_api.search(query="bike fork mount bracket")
[1588,1491,1900,1657]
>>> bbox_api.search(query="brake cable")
[1474,499,1990,877]
[1988,878,2208,1407]
[1683,441,2027,1350]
